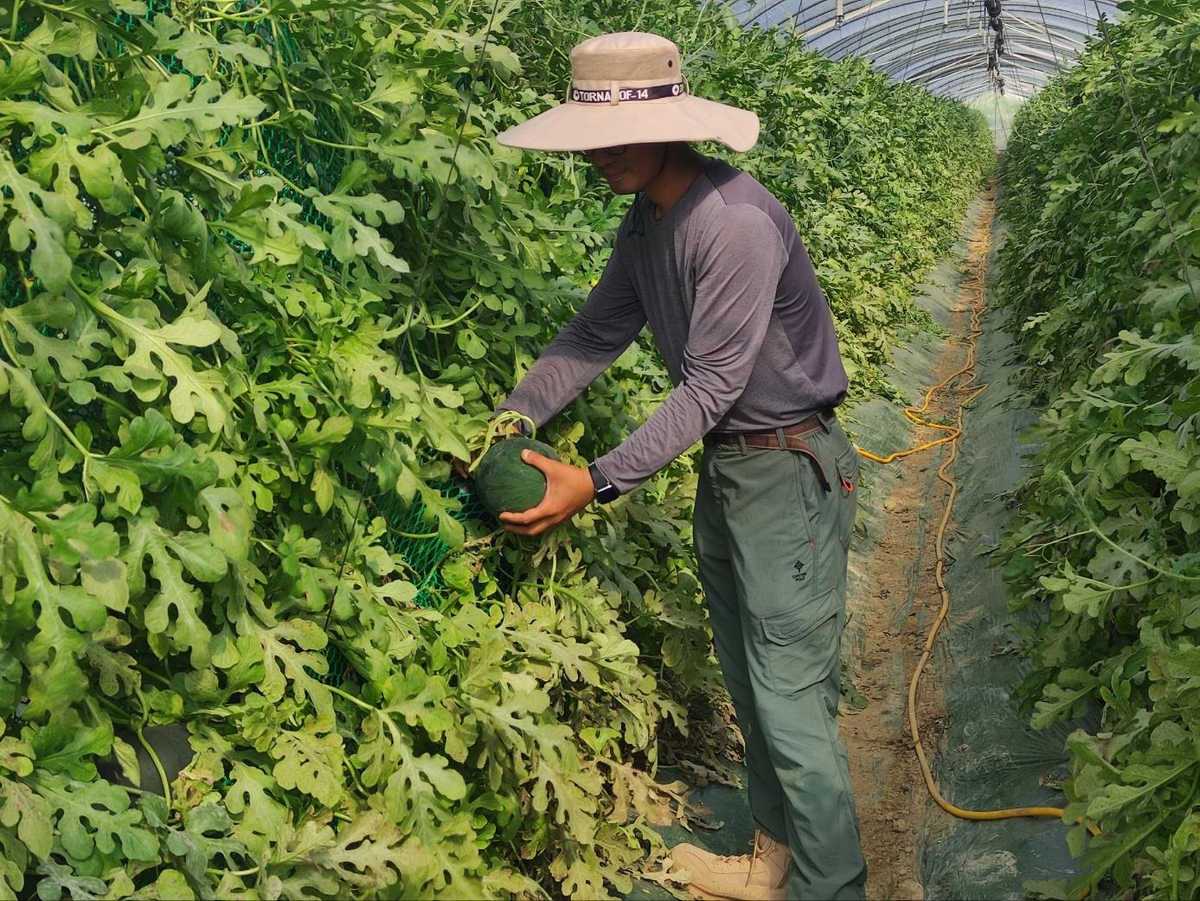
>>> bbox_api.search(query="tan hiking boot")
[670,829,792,901]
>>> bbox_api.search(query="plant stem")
[1058,471,1200,582]
[301,135,372,153]
[325,683,375,714]
[135,723,173,809]
[0,361,93,461]
[424,293,486,330]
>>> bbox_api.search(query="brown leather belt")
[705,411,827,451]
[704,410,833,489]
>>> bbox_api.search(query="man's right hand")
[497,451,595,536]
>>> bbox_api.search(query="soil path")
[840,184,998,901]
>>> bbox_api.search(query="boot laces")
[691,833,784,887]
[706,848,755,867]
[701,837,762,870]
[748,836,772,884]
[750,833,789,887]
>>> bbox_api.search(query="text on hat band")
[570,82,684,104]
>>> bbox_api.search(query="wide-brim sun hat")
[497,31,760,153]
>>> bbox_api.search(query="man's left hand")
[498,450,597,536]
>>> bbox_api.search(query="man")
[491,31,868,901]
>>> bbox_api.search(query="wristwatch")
[588,462,620,504]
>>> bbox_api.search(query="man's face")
[582,143,667,194]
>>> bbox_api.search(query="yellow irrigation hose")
[854,370,966,467]
[854,196,1101,839]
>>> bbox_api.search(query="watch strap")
[588,462,620,504]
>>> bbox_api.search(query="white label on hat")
[570,82,684,104]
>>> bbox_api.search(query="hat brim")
[496,95,759,153]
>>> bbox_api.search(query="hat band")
[570,82,684,104]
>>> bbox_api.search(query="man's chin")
[604,177,638,195]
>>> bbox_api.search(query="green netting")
[373,477,491,609]
[0,256,22,312]
[5,2,493,689]
[107,1,346,264]
[2,1,349,307]
[318,476,491,685]
[1,130,30,317]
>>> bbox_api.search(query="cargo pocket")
[757,587,841,696]
[834,442,860,552]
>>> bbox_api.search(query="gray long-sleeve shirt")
[499,159,848,495]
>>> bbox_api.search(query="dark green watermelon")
[474,437,560,516]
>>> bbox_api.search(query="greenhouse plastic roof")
[728,0,1124,100]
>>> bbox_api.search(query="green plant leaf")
[0,156,74,294]
[269,721,345,808]
[0,776,54,859]
[38,774,159,873]
[105,75,265,150]
[222,762,289,857]
[124,514,215,667]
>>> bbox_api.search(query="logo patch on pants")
[792,560,807,582]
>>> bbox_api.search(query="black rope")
[1000,40,1029,96]
[796,0,820,36]
[901,0,934,83]
[745,0,796,28]
[993,89,1010,147]
[1033,0,1062,68]
[851,0,877,59]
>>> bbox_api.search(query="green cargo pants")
[694,412,868,901]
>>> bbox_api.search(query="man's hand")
[498,450,596,536]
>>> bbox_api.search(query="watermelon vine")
[997,1,1200,896]
[0,0,992,897]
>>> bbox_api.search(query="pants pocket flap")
[759,586,840,646]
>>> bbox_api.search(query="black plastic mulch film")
[2,3,489,686]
